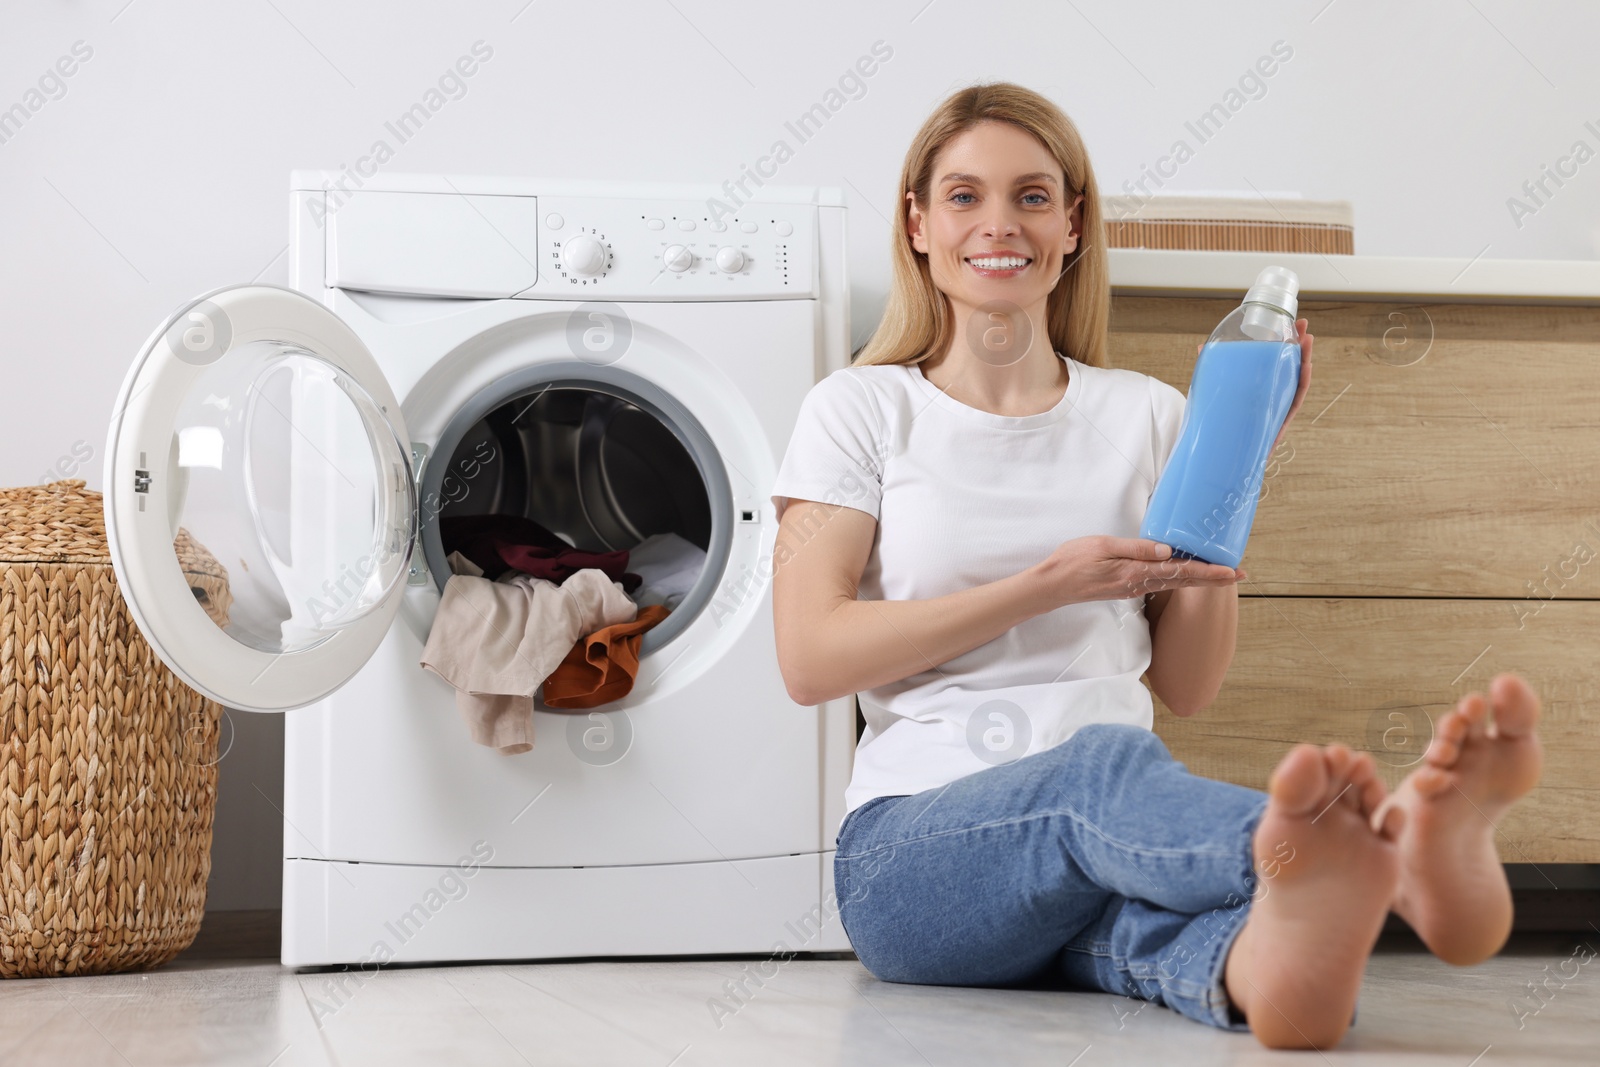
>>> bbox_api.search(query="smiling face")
[906,120,1084,328]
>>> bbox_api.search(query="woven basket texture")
[1105,217,1355,254]
[0,479,228,976]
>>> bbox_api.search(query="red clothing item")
[440,514,642,593]
[542,605,672,709]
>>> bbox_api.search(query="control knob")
[662,244,694,272]
[561,234,608,276]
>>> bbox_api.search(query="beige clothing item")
[446,550,484,577]
[420,568,637,753]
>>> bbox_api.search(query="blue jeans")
[833,722,1273,1032]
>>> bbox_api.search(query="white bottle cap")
[1244,266,1299,319]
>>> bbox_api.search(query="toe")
[1429,705,1475,766]
[1340,752,1376,810]
[1460,692,1491,740]
[1268,744,1329,815]
[1321,745,1364,813]
[1353,755,1388,815]
[1370,794,1406,841]
[1412,764,1454,800]
[1491,673,1542,739]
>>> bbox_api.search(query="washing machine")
[102,173,855,967]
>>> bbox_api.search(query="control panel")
[528,197,814,300]
[321,188,820,301]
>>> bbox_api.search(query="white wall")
[3,0,1596,910]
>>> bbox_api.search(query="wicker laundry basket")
[0,479,230,976]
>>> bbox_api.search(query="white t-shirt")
[769,352,1188,836]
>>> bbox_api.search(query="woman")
[768,82,1544,1050]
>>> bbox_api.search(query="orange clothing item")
[542,605,672,709]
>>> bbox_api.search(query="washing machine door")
[104,284,416,712]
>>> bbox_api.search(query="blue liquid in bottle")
[1140,267,1302,569]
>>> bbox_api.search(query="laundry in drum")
[445,550,483,578]
[543,603,674,709]
[420,524,705,750]
[420,567,640,754]
[440,514,643,591]
[621,531,706,611]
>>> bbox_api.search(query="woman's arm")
[774,499,1241,706]
[1143,584,1239,717]
[773,499,1061,706]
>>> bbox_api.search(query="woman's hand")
[1037,535,1244,610]
[1197,317,1313,454]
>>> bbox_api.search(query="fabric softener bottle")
[1139,266,1301,569]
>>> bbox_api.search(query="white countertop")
[1108,248,1600,305]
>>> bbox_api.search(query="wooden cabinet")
[1107,263,1600,864]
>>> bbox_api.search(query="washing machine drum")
[435,383,713,567]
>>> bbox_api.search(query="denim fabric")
[833,722,1275,1032]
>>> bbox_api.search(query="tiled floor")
[0,933,1595,1065]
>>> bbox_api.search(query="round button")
[714,246,745,273]
[708,221,727,232]
[739,221,758,233]
[662,244,694,272]
[546,213,565,230]
[561,234,608,276]
[646,218,665,230]
[678,219,696,231]
[775,221,794,237]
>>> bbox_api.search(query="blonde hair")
[853,82,1110,370]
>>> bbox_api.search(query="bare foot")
[1224,743,1403,1050]
[1382,672,1545,966]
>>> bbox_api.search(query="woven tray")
[0,479,229,976]
[1104,194,1355,255]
